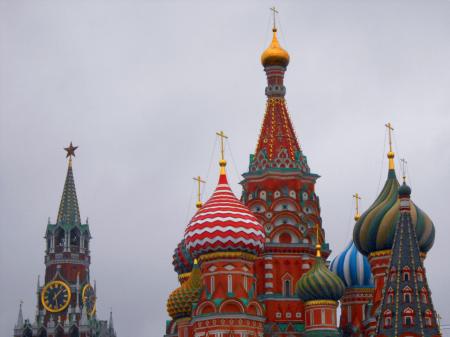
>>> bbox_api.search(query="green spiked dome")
[166,261,202,320]
[353,169,435,256]
[296,257,345,302]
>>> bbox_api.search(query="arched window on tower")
[424,310,433,327]
[387,287,394,304]
[54,228,65,253]
[70,228,80,252]
[417,267,424,282]
[402,266,411,282]
[402,286,413,303]
[282,274,293,297]
[46,235,51,252]
[227,274,233,294]
[390,267,397,281]
[421,287,428,304]
[84,235,89,251]
[403,307,415,327]
[210,276,215,294]
[383,310,393,328]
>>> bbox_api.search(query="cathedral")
[164,19,442,337]
[13,144,117,337]
[11,15,442,337]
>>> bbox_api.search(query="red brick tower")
[13,144,117,337]
[240,18,329,336]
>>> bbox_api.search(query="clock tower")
[13,144,117,337]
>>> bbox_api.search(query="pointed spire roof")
[56,144,81,227]
[109,309,114,330]
[15,301,24,328]
[248,25,311,175]
[376,183,440,337]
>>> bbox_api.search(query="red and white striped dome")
[184,172,265,258]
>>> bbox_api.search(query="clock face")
[82,283,96,316]
[41,281,71,313]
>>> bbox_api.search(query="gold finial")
[353,193,361,221]
[193,176,206,209]
[261,8,290,67]
[64,142,78,167]
[315,224,321,257]
[194,258,198,265]
[216,131,228,174]
[400,158,407,183]
[270,6,279,31]
[385,123,395,170]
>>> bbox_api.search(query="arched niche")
[219,299,244,314]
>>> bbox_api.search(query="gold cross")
[270,6,279,30]
[353,193,362,221]
[400,158,408,182]
[193,176,206,209]
[315,223,321,257]
[216,131,228,162]
[385,122,394,152]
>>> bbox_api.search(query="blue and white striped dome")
[330,241,373,288]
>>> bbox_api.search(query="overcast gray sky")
[1,1,449,336]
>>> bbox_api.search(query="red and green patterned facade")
[164,22,441,337]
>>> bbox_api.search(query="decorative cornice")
[198,251,257,262]
[369,249,391,258]
[304,300,337,307]
[369,249,426,259]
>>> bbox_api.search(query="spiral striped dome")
[172,239,194,275]
[330,241,373,288]
[296,257,345,302]
[353,169,435,256]
[184,171,265,258]
[166,262,202,319]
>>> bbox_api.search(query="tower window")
[227,274,232,293]
[210,276,215,294]
[403,293,412,303]
[403,308,414,327]
[283,279,291,297]
[383,310,393,328]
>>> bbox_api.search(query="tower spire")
[193,176,206,209]
[385,123,395,170]
[57,143,81,226]
[376,183,440,337]
[15,301,24,328]
[353,193,361,221]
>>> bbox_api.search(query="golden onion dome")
[261,28,290,67]
[166,262,202,320]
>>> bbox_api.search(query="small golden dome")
[261,28,290,67]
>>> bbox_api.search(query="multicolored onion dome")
[166,262,202,320]
[261,28,290,67]
[330,241,373,288]
[296,257,345,302]
[353,170,435,256]
[172,239,194,275]
[184,169,265,259]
